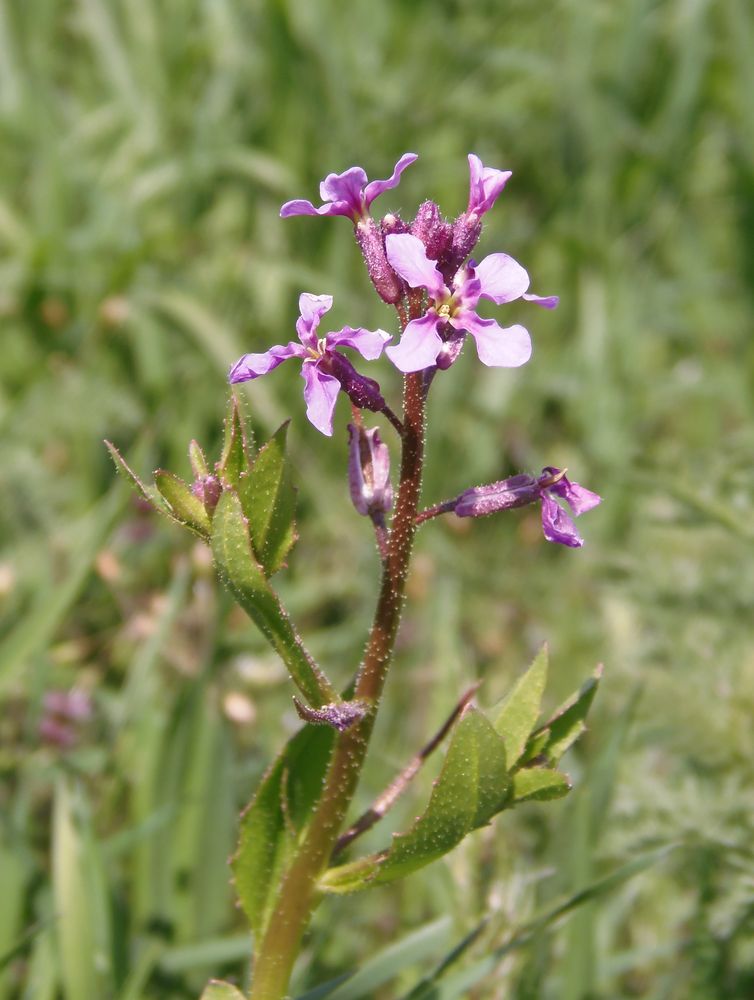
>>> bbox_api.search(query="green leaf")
[492,645,548,767]
[154,470,211,537]
[320,708,509,893]
[211,490,337,706]
[529,665,603,766]
[512,767,571,803]
[105,440,164,512]
[189,439,210,479]
[218,394,253,489]
[232,724,335,940]
[199,982,246,1000]
[239,421,297,576]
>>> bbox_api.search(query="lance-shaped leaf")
[218,393,254,489]
[320,707,510,894]
[524,665,603,767]
[492,645,548,767]
[105,441,165,513]
[233,724,335,940]
[154,470,212,537]
[199,981,246,1000]
[238,422,297,576]
[512,767,571,803]
[211,490,337,706]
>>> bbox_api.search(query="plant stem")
[248,367,427,1000]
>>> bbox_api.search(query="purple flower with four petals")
[280,154,418,223]
[229,294,390,436]
[383,233,558,373]
[455,467,602,547]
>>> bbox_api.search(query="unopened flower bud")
[192,474,222,511]
[348,424,393,517]
[410,200,452,262]
[355,217,404,304]
[328,352,386,412]
[445,211,483,275]
[381,213,409,236]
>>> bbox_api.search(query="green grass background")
[2,0,754,996]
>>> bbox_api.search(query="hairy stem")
[248,365,427,1000]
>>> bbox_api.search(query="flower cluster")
[229,153,601,545]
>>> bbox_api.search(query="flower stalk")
[248,313,428,1000]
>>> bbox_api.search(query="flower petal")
[385,313,444,373]
[280,199,354,219]
[523,292,559,309]
[541,494,583,547]
[228,342,303,382]
[301,363,341,436]
[296,293,334,346]
[475,253,530,304]
[363,153,418,207]
[327,325,391,361]
[467,154,512,216]
[543,470,602,515]
[385,233,447,300]
[454,311,532,368]
[319,166,369,207]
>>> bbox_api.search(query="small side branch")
[332,682,481,858]
[415,498,457,525]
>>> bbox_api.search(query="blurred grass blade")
[0,482,123,694]
[400,850,671,1000]
[52,779,113,1000]
[295,918,452,1000]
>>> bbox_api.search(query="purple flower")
[455,467,602,548]
[229,294,391,436]
[383,233,558,373]
[39,689,93,749]
[348,424,393,517]
[280,154,418,223]
[446,155,514,270]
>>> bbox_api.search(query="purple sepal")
[355,216,404,304]
[455,474,541,517]
[348,424,393,516]
[327,353,386,412]
[293,697,370,732]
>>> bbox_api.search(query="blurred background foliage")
[1,0,754,996]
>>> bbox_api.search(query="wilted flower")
[280,153,418,223]
[455,467,602,547]
[348,424,393,517]
[383,234,557,373]
[229,294,390,436]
